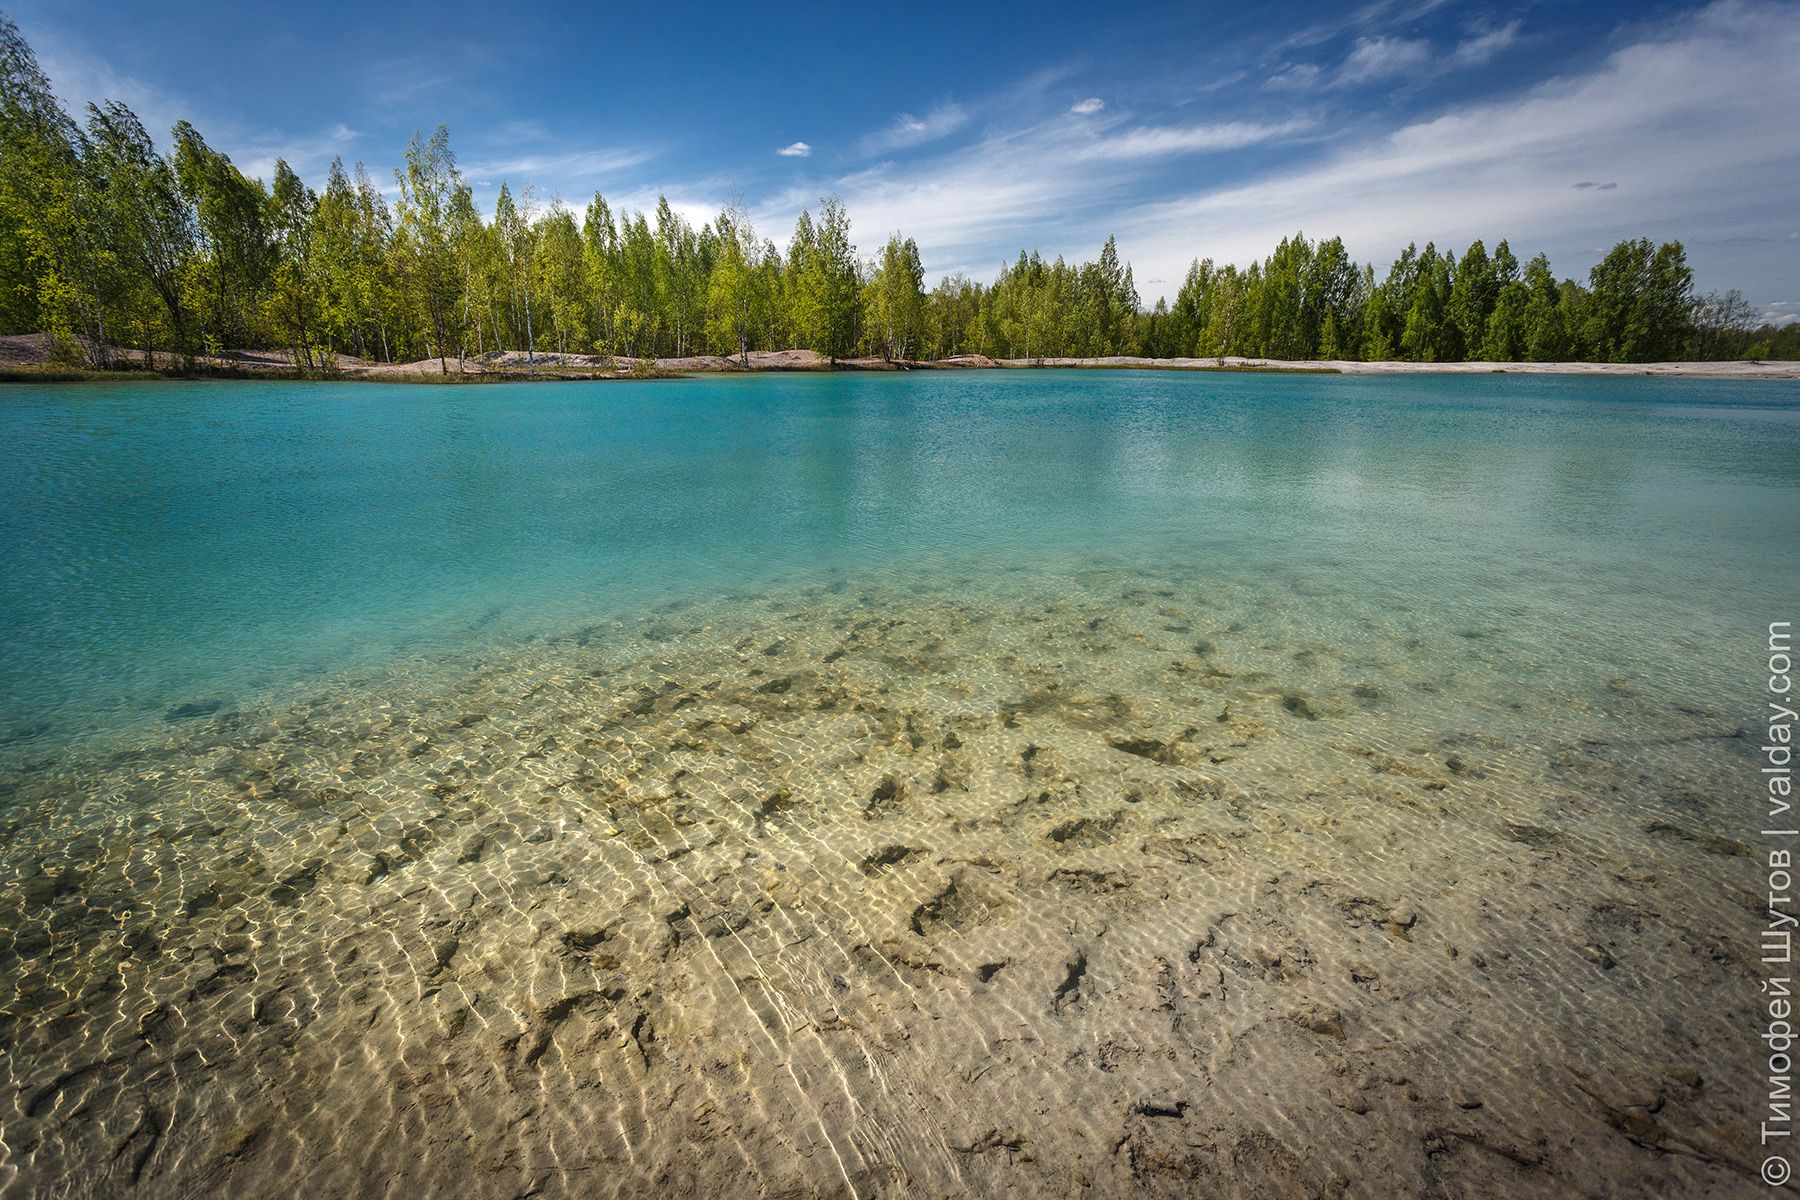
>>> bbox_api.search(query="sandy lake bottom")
[0,558,1769,1198]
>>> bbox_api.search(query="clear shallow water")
[3,370,1797,748]
[2,371,1799,1198]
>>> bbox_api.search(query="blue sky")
[10,0,1800,321]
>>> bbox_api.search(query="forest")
[1,16,1790,371]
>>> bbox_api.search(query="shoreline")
[994,354,1800,380]
[4,335,1798,383]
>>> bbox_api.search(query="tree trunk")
[93,293,109,368]
[460,264,471,361]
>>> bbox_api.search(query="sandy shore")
[999,354,1800,379]
[5,334,1796,381]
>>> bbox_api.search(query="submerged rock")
[163,699,223,722]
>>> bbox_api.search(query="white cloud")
[753,109,1309,277]
[1265,63,1322,91]
[1337,35,1433,86]
[776,141,812,157]
[1070,97,1105,114]
[1279,0,1454,53]
[462,146,652,189]
[602,192,723,232]
[859,104,968,155]
[234,124,366,183]
[34,32,364,183]
[1276,19,1520,93]
[35,39,179,141]
[1078,120,1311,160]
[760,152,1070,266]
[1453,20,1522,67]
[1115,0,1800,300]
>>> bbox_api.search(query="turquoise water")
[3,370,1799,1198]
[4,370,1797,749]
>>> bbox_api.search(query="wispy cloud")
[35,34,189,148]
[859,104,968,155]
[1070,97,1105,114]
[364,63,459,110]
[759,148,1071,263]
[1265,63,1322,91]
[592,190,723,232]
[463,146,652,189]
[1337,35,1432,86]
[1453,20,1522,67]
[1078,120,1311,160]
[1278,0,1454,54]
[34,31,364,183]
[234,124,363,183]
[776,141,812,158]
[1276,18,1523,95]
[754,108,1311,274]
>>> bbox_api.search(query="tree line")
[0,16,1788,371]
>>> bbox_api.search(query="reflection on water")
[0,371,1796,1196]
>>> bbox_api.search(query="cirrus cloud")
[1077,119,1312,160]
[858,104,968,156]
[1453,20,1522,67]
[1336,35,1433,86]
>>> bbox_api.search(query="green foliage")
[0,12,106,358]
[393,125,464,370]
[85,100,196,356]
[866,233,925,360]
[1584,238,1693,362]
[174,121,274,350]
[787,197,858,362]
[1741,321,1800,360]
[706,206,767,364]
[1688,288,1760,360]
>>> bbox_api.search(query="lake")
[1,370,1795,1197]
